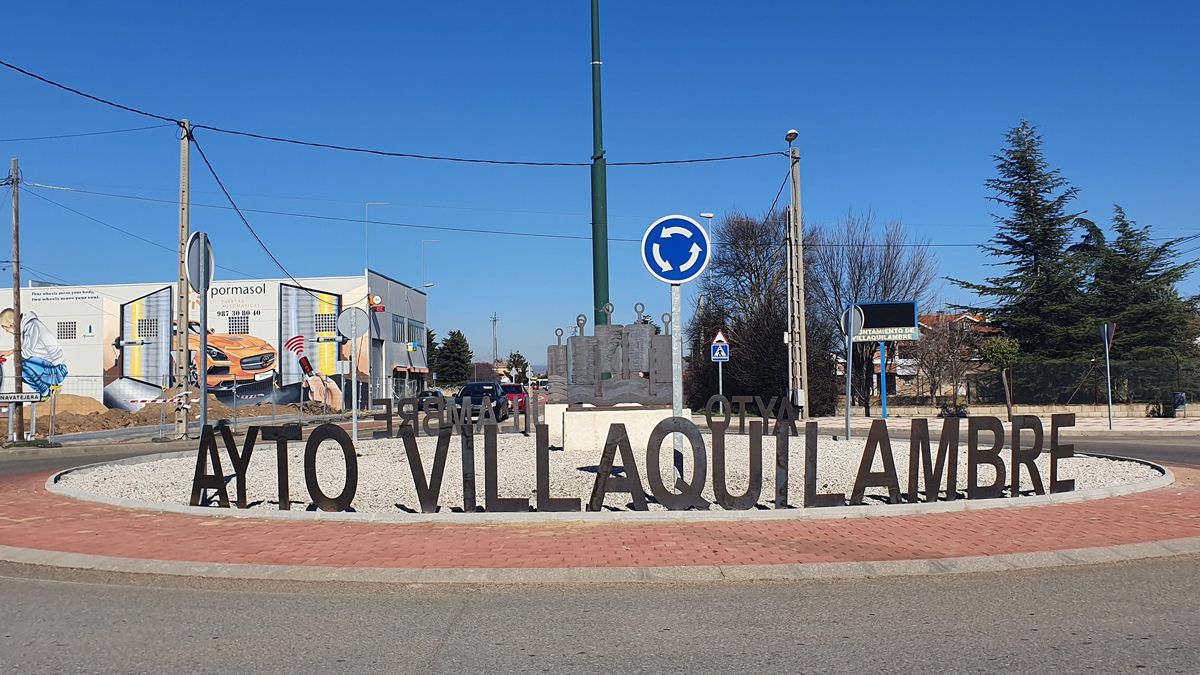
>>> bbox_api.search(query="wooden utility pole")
[10,158,23,441]
[175,121,190,438]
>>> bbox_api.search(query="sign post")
[840,305,864,441]
[642,215,711,484]
[186,232,214,433]
[338,306,370,442]
[1101,322,1115,431]
[711,329,729,412]
[849,301,920,428]
[879,341,887,419]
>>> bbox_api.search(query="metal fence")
[967,360,1200,407]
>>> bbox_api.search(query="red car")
[501,383,527,414]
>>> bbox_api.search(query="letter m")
[907,418,960,502]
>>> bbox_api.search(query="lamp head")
[785,129,799,143]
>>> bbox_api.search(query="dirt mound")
[39,394,108,417]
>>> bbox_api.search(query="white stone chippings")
[59,430,1160,513]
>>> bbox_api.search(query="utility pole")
[490,313,499,374]
[9,158,23,441]
[784,133,810,418]
[589,0,610,327]
[175,120,191,439]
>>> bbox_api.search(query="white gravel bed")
[59,430,1160,513]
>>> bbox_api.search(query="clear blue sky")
[2,1,1197,364]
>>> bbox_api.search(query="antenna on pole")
[490,312,499,371]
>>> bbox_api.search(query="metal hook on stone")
[633,302,645,324]
[575,314,588,336]
[554,327,564,346]
[661,312,672,336]
[602,303,614,325]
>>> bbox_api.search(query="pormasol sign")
[189,396,1079,512]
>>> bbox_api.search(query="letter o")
[704,395,731,428]
[646,417,709,510]
[304,423,358,511]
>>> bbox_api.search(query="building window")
[408,320,424,345]
[392,314,405,343]
[228,316,250,334]
[137,318,159,338]
[56,321,78,341]
[314,312,337,334]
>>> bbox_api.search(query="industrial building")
[0,269,428,411]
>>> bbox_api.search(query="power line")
[18,185,254,277]
[0,59,179,124]
[13,181,1014,248]
[0,123,175,142]
[0,58,784,168]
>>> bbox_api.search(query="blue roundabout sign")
[641,214,712,285]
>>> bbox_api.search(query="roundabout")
[0,417,1198,584]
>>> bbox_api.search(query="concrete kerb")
[44,450,1175,525]
[2,536,1199,585]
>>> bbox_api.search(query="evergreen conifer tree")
[951,121,1090,359]
[437,330,474,385]
[1083,206,1199,359]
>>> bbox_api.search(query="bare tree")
[685,211,839,415]
[807,211,939,415]
[914,313,978,407]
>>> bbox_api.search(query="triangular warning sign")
[712,330,728,345]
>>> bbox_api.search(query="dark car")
[453,381,510,422]
[501,383,527,414]
[416,389,444,411]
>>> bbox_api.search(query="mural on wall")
[0,276,385,414]
[0,308,69,396]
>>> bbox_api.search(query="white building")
[0,269,428,411]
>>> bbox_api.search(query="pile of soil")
[25,390,349,437]
[40,394,108,417]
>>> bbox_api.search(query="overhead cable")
[0,58,785,168]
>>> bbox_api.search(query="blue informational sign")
[711,344,729,362]
[641,215,712,285]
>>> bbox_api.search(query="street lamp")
[364,202,390,273]
[421,240,439,288]
[782,128,809,418]
[363,202,389,407]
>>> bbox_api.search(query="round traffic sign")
[337,307,370,339]
[840,305,865,337]
[185,232,214,293]
[641,215,711,285]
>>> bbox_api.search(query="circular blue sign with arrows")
[641,214,712,285]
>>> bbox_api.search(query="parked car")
[501,383,527,414]
[416,389,444,411]
[453,381,510,421]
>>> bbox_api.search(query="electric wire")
[0,123,175,142]
[22,181,997,248]
[0,58,784,168]
[188,132,383,307]
[18,185,254,277]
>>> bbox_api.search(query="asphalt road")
[1,555,1197,674]
[1,438,1198,672]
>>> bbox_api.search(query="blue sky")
[2,1,1197,362]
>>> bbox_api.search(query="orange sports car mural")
[178,321,277,389]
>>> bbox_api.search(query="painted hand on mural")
[303,373,344,411]
[1,308,68,397]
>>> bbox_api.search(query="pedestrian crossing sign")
[711,343,730,362]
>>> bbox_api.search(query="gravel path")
[60,430,1160,513]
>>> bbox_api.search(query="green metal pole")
[590,0,610,327]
